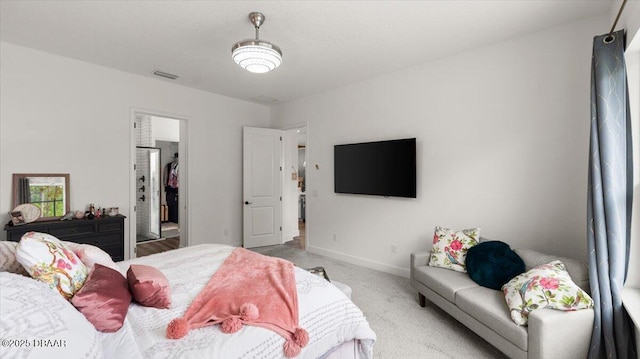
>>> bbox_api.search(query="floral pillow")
[501,260,593,325]
[428,226,480,272]
[16,232,88,300]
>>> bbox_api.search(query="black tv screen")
[334,138,416,198]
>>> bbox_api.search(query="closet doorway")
[131,112,188,259]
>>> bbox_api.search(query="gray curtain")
[18,178,30,204]
[587,29,635,359]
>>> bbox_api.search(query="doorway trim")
[129,108,190,260]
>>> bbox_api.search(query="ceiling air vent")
[250,95,279,104]
[153,70,179,80]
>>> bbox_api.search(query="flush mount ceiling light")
[231,12,282,74]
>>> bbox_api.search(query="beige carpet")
[251,245,507,359]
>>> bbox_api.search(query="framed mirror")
[12,173,70,221]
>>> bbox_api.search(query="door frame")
[129,108,190,259]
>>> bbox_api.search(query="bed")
[0,242,376,359]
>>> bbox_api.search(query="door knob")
[244,201,252,205]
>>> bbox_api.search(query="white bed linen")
[99,244,376,359]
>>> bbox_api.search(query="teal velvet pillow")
[465,241,525,290]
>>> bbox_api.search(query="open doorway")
[131,112,188,258]
[284,125,307,250]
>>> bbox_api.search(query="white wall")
[152,115,180,143]
[0,42,270,255]
[271,15,607,277]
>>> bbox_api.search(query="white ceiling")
[0,1,613,105]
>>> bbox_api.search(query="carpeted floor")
[251,244,507,359]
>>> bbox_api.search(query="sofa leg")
[419,293,426,307]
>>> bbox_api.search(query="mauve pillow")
[71,263,132,332]
[127,264,171,309]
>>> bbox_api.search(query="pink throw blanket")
[166,248,309,357]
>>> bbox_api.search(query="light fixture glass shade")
[232,40,282,74]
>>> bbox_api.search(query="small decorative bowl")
[74,210,84,219]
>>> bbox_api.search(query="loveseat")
[410,247,594,359]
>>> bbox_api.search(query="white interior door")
[243,127,283,248]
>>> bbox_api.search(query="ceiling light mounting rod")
[249,12,264,40]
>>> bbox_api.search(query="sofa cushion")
[413,265,478,302]
[429,226,480,273]
[456,286,529,351]
[466,241,525,290]
[514,249,590,293]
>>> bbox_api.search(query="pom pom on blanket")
[293,327,309,347]
[240,303,259,321]
[221,317,243,333]
[167,318,189,339]
[284,339,302,358]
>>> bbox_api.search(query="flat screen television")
[334,138,416,198]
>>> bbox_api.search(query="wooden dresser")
[3,215,126,261]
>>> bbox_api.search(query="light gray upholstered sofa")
[410,248,594,359]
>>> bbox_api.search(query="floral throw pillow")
[501,260,593,325]
[16,232,88,300]
[428,226,480,272]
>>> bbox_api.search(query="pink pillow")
[71,264,131,332]
[127,264,171,309]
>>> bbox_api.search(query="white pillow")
[0,241,29,276]
[16,232,88,299]
[0,272,104,358]
[62,241,120,272]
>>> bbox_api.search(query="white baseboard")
[307,245,410,278]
